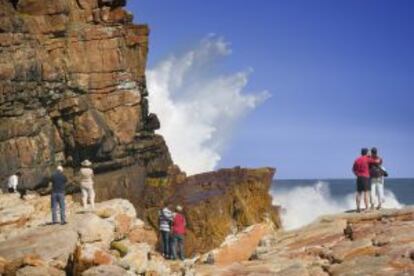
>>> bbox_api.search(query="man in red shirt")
[171,205,186,260]
[352,148,372,212]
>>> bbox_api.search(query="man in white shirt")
[8,172,19,193]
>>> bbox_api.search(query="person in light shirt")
[8,172,19,193]
[79,160,95,209]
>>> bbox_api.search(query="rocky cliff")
[0,0,172,189]
[0,0,281,258]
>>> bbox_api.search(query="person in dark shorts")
[352,148,372,212]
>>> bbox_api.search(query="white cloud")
[147,35,270,175]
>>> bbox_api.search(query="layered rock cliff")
[0,0,281,258]
[0,0,172,189]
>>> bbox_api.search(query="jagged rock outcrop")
[142,167,281,256]
[0,0,172,190]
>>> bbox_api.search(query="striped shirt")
[159,208,173,232]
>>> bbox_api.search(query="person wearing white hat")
[80,160,95,209]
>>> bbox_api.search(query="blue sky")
[127,0,414,179]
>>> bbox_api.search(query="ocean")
[270,178,414,230]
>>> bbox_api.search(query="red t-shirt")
[172,213,186,235]
[353,155,371,178]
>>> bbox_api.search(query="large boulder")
[143,167,281,256]
[0,226,78,265]
[70,213,115,247]
[74,243,114,274]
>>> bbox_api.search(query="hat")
[176,205,183,212]
[57,165,64,172]
[81,160,92,167]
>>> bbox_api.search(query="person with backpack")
[50,165,67,225]
[369,147,386,209]
[171,205,186,260]
[159,205,173,259]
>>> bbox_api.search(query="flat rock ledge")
[195,206,414,276]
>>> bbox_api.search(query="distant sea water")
[270,178,414,230]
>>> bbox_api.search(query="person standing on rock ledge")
[7,172,20,193]
[171,205,186,260]
[353,148,372,212]
[50,165,67,225]
[80,160,95,210]
[159,205,173,259]
[353,148,381,212]
[369,147,386,209]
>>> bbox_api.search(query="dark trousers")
[51,192,66,224]
[160,231,170,257]
[171,234,185,260]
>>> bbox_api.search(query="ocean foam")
[147,35,269,175]
[272,181,403,230]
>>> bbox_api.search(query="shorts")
[356,176,370,192]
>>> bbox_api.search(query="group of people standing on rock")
[353,147,388,212]
[6,159,96,225]
[159,204,187,260]
[49,159,96,224]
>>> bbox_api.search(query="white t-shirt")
[8,175,18,190]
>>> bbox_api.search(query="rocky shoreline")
[0,192,413,275]
[1,1,413,275]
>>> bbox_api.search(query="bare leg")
[81,188,88,208]
[89,188,95,209]
[356,192,361,212]
[369,191,374,209]
[363,191,370,210]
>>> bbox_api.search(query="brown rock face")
[0,0,172,189]
[143,167,281,256]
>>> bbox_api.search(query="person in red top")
[171,205,186,260]
[352,148,372,212]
